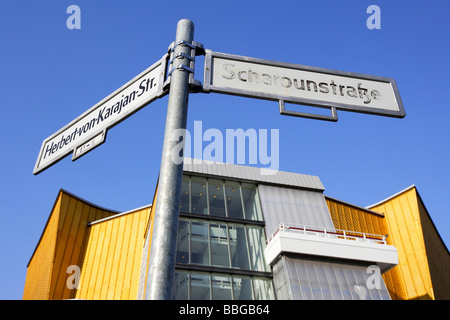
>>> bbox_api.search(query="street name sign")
[33,54,168,175]
[32,19,407,300]
[203,50,405,120]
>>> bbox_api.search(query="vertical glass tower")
[173,174,275,300]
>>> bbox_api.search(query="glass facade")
[176,218,269,272]
[175,174,394,301]
[180,175,263,221]
[273,255,391,300]
[173,270,275,300]
[174,175,274,300]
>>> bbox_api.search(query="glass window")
[212,275,232,300]
[286,258,301,300]
[177,218,268,272]
[182,175,263,221]
[315,262,332,300]
[191,176,208,215]
[208,179,226,217]
[232,275,253,300]
[176,219,190,264]
[334,266,353,300]
[190,273,211,300]
[247,226,269,272]
[173,270,275,300]
[306,261,323,299]
[241,183,262,220]
[294,258,313,300]
[210,223,230,267]
[323,263,344,300]
[276,257,392,300]
[253,277,276,300]
[173,271,189,300]
[190,221,210,265]
[180,176,190,213]
[225,181,244,219]
[229,225,250,270]
[272,258,289,300]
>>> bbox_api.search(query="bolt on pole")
[145,19,194,300]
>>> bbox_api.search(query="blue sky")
[1,0,449,300]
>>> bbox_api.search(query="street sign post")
[203,50,405,121]
[145,19,196,300]
[33,19,406,300]
[33,55,168,175]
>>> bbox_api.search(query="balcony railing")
[266,223,387,246]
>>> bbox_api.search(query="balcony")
[264,223,398,273]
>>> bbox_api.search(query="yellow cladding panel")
[369,187,435,300]
[136,184,157,299]
[326,197,407,299]
[74,206,151,300]
[23,193,62,300]
[23,190,118,300]
[325,197,388,239]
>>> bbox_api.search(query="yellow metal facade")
[22,193,60,299]
[325,197,403,299]
[24,184,447,300]
[23,190,118,300]
[74,205,151,300]
[327,186,449,300]
[326,197,388,239]
[367,186,446,300]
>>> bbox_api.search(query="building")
[23,159,449,300]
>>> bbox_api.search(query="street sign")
[33,54,168,175]
[32,18,408,300]
[203,50,405,120]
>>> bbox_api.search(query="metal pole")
[145,19,194,300]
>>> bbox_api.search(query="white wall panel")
[258,184,334,234]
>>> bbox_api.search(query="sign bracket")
[164,40,205,92]
[279,100,338,122]
[71,129,107,161]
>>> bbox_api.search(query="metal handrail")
[266,223,387,245]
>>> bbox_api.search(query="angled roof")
[366,184,417,209]
[325,195,384,217]
[23,189,118,299]
[183,158,325,191]
[368,185,450,300]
